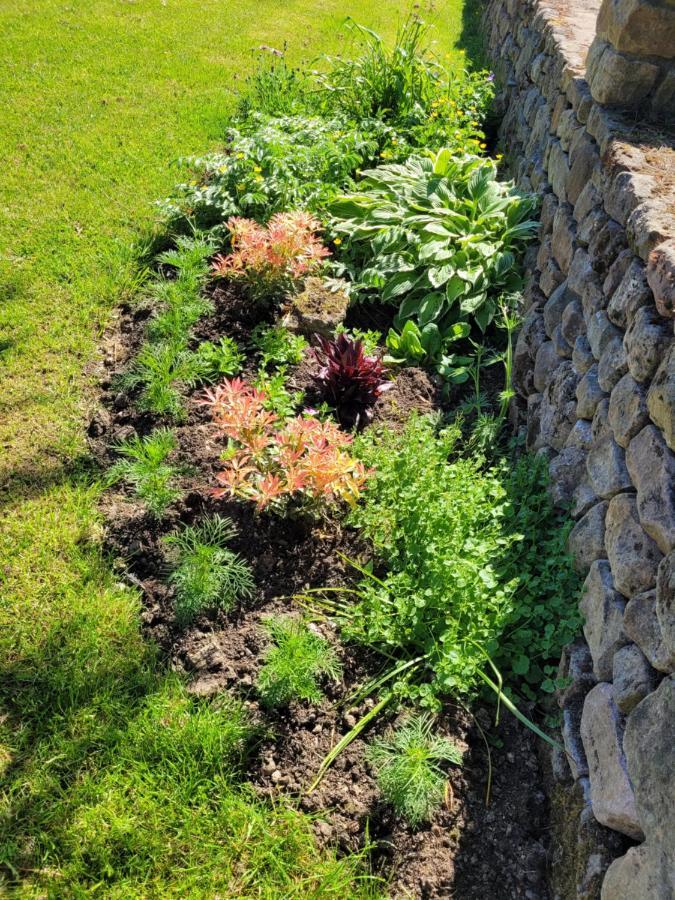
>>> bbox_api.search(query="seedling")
[257,616,342,708]
[163,515,255,626]
[106,428,182,517]
[366,714,462,828]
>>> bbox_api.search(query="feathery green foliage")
[106,429,182,516]
[257,617,342,708]
[367,714,462,827]
[164,516,255,626]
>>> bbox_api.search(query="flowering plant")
[313,333,392,427]
[211,212,330,300]
[203,378,368,512]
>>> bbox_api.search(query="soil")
[89,282,551,900]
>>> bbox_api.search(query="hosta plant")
[384,319,471,383]
[257,616,342,708]
[330,148,538,335]
[313,333,392,427]
[366,714,462,828]
[105,429,182,517]
[163,515,255,626]
[212,212,330,300]
[203,378,368,513]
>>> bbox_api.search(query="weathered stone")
[608,373,650,448]
[537,235,554,270]
[549,447,587,507]
[607,257,653,329]
[586,38,659,108]
[573,335,595,376]
[580,682,644,840]
[624,589,675,673]
[593,397,612,442]
[544,280,574,337]
[568,248,593,297]
[612,643,656,714]
[513,307,546,397]
[596,0,675,59]
[624,305,672,383]
[560,298,584,348]
[548,138,570,203]
[597,336,628,393]
[603,247,634,301]
[534,340,563,393]
[282,278,349,337]
[536,362,580,450]
[566,418,594,452]
[606,493,663,597]
[572,477,600,519]
[587,435,632,499]
[601,844,675,900]
[552,323,573,358]
[568,131,599,205]
[624,675,674,846]
[576,365,607,419]
[647,343,675,450]
[588,311,622,360]
[540,193,559,236]
[651,68,675,120]
[581,272,606,320]
[626,425,675,554]
[627,198,675,263]
[569,502,609,574]
[646,239,675,319]
[589,218,628,276]
[579,206,610,251]
[604,171,653,230]
[573,181,602,228]
[656,551,675,663]
[540,256,566,296]
[552,204,576,272]
[526,392,544,452]
[579,559,627,678]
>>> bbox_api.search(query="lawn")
[0,0,480,894]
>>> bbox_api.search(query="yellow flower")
[236,182,246,191]
[255,175,264,182]
[236,152,245,159]
[479,142,486,149]
[496,153,504,160]
[218,166,227,173]
[253,165,262,173]
[334,237,342,246]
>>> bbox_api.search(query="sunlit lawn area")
[0,0,480,893]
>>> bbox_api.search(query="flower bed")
[90,15,581,898]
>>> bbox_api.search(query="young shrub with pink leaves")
[313,334,392,428]
[202,378,368,513]
[212,212,330,300]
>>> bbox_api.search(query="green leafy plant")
[238,52,316,119]
[257,616,342,708]
[334,323,382,356]
[330,149,538,335]
[163,515,255,626]
[384,320,471,382]
[121,340,208,420]
[366,714,462,827]
[253,368,304,419]
[190,336,245,381]
[106,429,182,516]
[251,324,308,371]
[146,236,214,344]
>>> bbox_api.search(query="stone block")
[603,247,633,301]
[572,478,600,519]
[540,193,559,236]
[552,323,573,358]
[596,0,675,59]
[647,239,675,319]
[576,364,607,419]
[606,493,663,596]
[568,247,593,296]
[586,38,659,107]
[513,307,547,397]
[604,171,653,230]
[561,297,585,347]
[573,181,602,228]
[573,335,595,376]
[647,344,675,450]
[656,551,675,664]
[581,272,606,320]
[544,280,574,337]
[580,682,644,840]
[624,305,672,383]
[536,361,580,450]
[549,446,587,507]
[567,131,600,205]
[601,844,675,900]
[579,559,627,679]
[626,425,675,554]
[569,501,610,574]
[566,418,594,452]
[624,675,674,846]
[541,257,566,296]
[589,218,628,276]
[548,139,570,203]
[593,397,612,442]
[612,643,656,714]
[624,588,675,673]
[534,340,564,393]
[627,198,675,262]
[587,435,632,499]
[597,337,628,393]
[607,257,653,329]
[588,311,623,360]
[608,373,650,448]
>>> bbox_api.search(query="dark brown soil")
[89,282,551,900]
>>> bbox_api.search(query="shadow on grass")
[455,0,489,69]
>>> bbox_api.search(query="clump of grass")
[106,429,182,516]
[257,616,342,708]
[147,236,214,342]
[163,516,255,626]
[366,714,462,828]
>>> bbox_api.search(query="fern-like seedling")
[366,714,463,828]
[163,515,255,626]
[106,428,182,517]
[257,617,342,708]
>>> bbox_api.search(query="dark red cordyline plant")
[313,334,392,428]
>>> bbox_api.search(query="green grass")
[0,0,479,893]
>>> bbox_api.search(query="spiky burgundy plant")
[312,334,392,427]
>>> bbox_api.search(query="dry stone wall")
[483,0,675,897]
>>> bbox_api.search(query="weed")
[254,367,305,418]
[106,429,182,516]
[366,714,462,827]
[334,323,382,356]
[251,323,308,370]
[191,336,245,381]
[257,616,342,708]
[163,516,255,626]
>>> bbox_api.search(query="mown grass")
[0,0,480,893]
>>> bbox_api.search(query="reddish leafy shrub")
[203,378,368,512]
[313,333,392,427]
[212,212,330,299]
